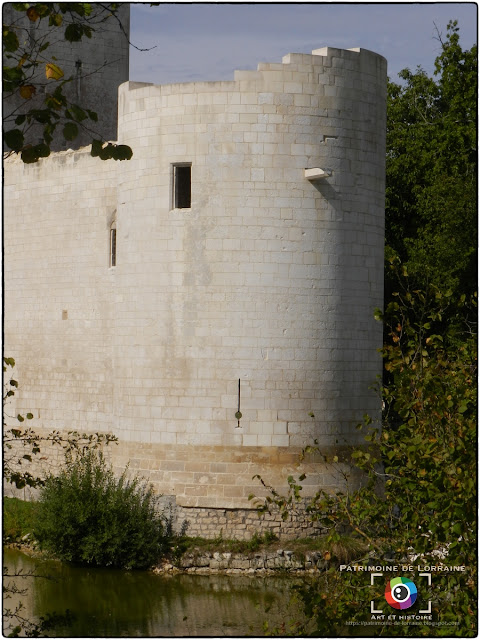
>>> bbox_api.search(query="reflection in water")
[3,548,306,637]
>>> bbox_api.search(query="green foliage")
[375,281,476,560]
[35,451,168,569]
[91,139,133,161]
[252,273,476,635]
[250,473,307,522]
[386,20,477,300]
[245,530,279,552]
[3,3,133,162]
[314,277,476,558]
[170,531,280,559]
[3,497,39,542]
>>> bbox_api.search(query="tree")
[385,20,477,302]
[3,2,133,162]
[252,270,477,636]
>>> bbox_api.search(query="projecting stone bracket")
[304,168,332,180]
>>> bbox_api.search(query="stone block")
[231,558,251,570]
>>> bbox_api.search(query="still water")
[3,548,306,637]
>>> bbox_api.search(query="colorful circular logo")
[385,577,417,610]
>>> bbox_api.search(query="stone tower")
[4,46,387,538]
[2,3,129,150]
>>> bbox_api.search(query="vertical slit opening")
[110,227,116,267]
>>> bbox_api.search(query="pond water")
[3,548,307,637]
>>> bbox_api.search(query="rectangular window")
[110,228,116,267]
[173,163,191,209]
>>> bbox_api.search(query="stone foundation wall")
[171,501,326,541]
[161,549,330,574]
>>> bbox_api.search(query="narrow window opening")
[173,164,191,209]
[110,226,116,267]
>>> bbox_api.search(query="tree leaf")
[3,28,19,52]
[4,129,24,152]
[21,143,50,163]
[45,92,65,110]
[65,23,85,42]
[45,63,64,80]
[11,3,31,11]
[90,139,103,157]
[63,122,79,141]
[19,84,36,99]
[26,6,40,21]
[90,141,133,162]
[3,66,24,91]
[70,104,88,122]
[48,13,63,27]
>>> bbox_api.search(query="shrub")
[35,451,167,569]
[3,497,38,541]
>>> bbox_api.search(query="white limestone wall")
[4,150,117,430]
[4,47,386,510]
[114,47,386,450]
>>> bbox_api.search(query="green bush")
[35,451,167,569]
[3,497,38,541]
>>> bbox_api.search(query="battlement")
[121,47,387,103]
[234,46,386,84]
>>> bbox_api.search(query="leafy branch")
[3,3,135,162]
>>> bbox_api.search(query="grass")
[173,530,280,555]
[171,531,367,563]
[3,497,39,542]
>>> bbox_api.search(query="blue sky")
[129,2,477,85]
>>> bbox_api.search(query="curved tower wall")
[114,47,386,453]
[4,47,386,520]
